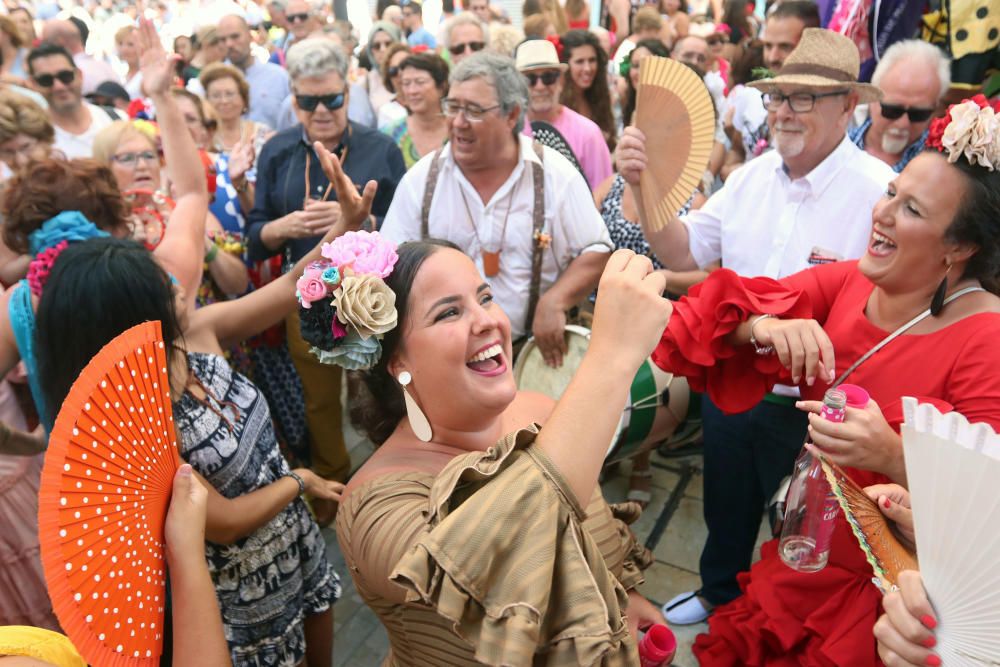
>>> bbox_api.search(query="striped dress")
[336,426,652,666]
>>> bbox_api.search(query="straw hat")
[748,28,881,104]
[515,39,568,72]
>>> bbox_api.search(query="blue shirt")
[849,117,927,173]
[244,61,291,130]
[246,122,406,263]
[407,26,437,48]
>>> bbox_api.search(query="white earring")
[398,371,433,442]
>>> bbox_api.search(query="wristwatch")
[286,470,306,495]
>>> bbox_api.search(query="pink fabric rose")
[321,230,399,279]
[296,267,328,309]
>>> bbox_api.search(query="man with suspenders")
[381,52,612,368]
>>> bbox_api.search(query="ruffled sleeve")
[581,497,653,592]
[652,268,814,413]
[389,426,637,666]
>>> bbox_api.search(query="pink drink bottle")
[779,388,847,572]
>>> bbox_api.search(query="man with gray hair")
[849,39,951,172]
[381,52,612,368]
[246,37,405,519]
[443,13,488,66]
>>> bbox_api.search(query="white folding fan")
[901,397,1000,666]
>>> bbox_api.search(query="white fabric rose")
[941,101,979,163]
[333,275,398,339]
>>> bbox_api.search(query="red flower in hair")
[27,240,69,296]
[546,34,564,60]
[411,44,429,53]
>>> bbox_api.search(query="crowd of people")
[0,0,997,665]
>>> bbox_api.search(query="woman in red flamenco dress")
[652,100,1000,667]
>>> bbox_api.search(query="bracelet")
[204,243,220,264]
[749,314,775,355]
[286,470,306,495]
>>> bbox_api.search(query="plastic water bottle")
[638,624,677,666]
[779,388,847,573]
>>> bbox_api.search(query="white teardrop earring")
[398,371,433,442]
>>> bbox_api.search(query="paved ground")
[324,420,769,666]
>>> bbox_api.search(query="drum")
[513,326,692,463]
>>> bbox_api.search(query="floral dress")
[174,352,340,666]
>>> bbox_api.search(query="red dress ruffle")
[653,261,1000,667]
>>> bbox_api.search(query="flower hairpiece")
[297,231,399,370]
[926,95,1000,171]
[26,211,110,295]
[546,35,564,61]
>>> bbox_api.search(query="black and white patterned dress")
[174,352,340,667]
[599,174,695,270]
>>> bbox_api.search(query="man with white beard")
[616,29,895,625]
[849,40,951,173]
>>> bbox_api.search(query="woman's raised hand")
[589,249,671,373]
[874,570,940,667]
[137,18,177,98]
[228,140,255,184]
[615,126,647,186]
[753,317,835,386]
[313,141,377,229]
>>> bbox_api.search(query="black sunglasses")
[524,70,561,86]
[287,12,310,22]
[879,103,934,123]
[449,41,484,56]
[296,92,345,112]
[388,65,401,77]
[33,70,75,87]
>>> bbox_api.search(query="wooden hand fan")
[633,56,716,232]
[817,455,918,589]
[901,398,1000,664]
[38,321,181,666]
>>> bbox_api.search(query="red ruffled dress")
[652,260,1000,667]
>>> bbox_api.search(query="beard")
[880,129,910,155]
[772,123,806,159]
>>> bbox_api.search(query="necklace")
[458,174,521,277]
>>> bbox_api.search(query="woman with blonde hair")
[0,91,55,173]
[0,15,28,85]
[376,42,411,130]
[115,25,143,100]
[182,25,225,84]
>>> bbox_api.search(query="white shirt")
[53,102,125,159]
[381,134,613,336]
[73,52,121,96]
[684,135,895,279]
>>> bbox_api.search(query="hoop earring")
[398,371,432,442]
[930,263,952,316]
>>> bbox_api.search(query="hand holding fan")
[817,456,918,588]
[633,56,715,232]
[901,398,1000,665]
[38,321,181,666]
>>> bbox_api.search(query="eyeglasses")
[706,37,724,45]
[388,65,401,78]
[763,90,848,113]
[441,98,500,121]
[371,40,392,51]
[524,70,561,87]
[296,92,346,112]
[111,150,159,167]
[287,12,310,23]
[880,103,934,123]
[401,77,433,89]
[449,41,484,56]
[32,70,75,87]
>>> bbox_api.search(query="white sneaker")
[662,591,712,625]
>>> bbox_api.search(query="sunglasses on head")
[449,41,484,56]
[879,103,934,123]
[524,70,561,86]
[296,92,345,112]
[287,12,310,22]
[33,70,75,87]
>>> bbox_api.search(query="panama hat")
[748,28,881,104]
[515,39,568,72]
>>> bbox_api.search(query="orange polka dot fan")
[38,321,182,666]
